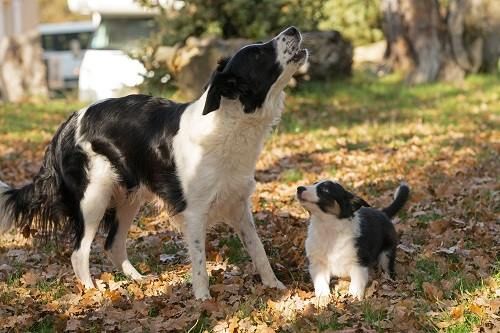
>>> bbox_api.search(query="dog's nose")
[297,186,306,194]
[283,26,299,37]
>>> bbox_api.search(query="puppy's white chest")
[306,218,360,278]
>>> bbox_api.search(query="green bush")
[320,0,383,46]
[140,0,327,44]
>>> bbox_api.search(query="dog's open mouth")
[288,44,308,65]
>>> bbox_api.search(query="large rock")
[0,30,48,102]
[155,30,353,99]
[157,37,251,100]
[300,31,353,80]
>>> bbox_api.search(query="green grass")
[6,262,24,287]
[188,312,211,333]
[219,235,249,265]
[280,168,304,182]
[113,272,129,282]
[163,241,181,255]
[411,258,484,300]
[415,213,442,227]
[29,316,54,333]
[317,313,344,331]
[446,312,481,333]
[411,259,443,294]
[0,100,83,142]
[362,302,387,332]
[36,278,67,299]
[282,72,498,133]
[148,306,160,317]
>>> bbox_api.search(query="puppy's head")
[203,26,308,115]
[296,180,370,219]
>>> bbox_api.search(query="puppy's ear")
[337,196,353,219]
[351,195,370,211]
[337,191,369,218]
[202,72,239,115]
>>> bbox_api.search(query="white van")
[68,0,158,102]
[78,15,156,101]
[39,21,95,90]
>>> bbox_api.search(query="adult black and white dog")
[296,180,409,300]
[0,26,308,299]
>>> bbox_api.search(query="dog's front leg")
[234,201,285,290]
[183,209,211,300]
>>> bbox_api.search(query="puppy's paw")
[348,283,365,301]
[313,294,331,308]
[314,284,331,298]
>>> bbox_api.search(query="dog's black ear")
[202,72,239,115]
[351,195,370,211]
[236,81,260,113]
[215,57,230,72]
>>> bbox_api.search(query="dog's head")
[203,26,308,115]
[296,180,370,219]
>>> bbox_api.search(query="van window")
[41,32,93,51]
[90,17,155,51]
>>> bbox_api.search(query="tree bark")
[381,0,499,84]
[0,31,48,102]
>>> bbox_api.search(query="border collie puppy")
[296,180,409,300]
[0,27,308,300]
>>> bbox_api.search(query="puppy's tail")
[0,153,68,238]
[382,183,410,218]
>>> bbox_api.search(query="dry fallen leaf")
[450,305,464,320]
[21,271,39,287]
[422,282,444,301]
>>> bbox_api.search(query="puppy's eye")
[319,186,329,194]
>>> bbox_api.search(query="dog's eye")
[319,186,329,194]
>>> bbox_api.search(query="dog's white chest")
[172,98,275,211]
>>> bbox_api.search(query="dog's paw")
[348,283,365,301]
[194,291,212,301]
[194,286,212,300]
[264,278,287,290]
[122,261,144,280]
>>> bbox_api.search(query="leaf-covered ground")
[0,73,498,333]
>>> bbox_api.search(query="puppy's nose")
[297,186,306,194]
[283,26,299,37]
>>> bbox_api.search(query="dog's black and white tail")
[0,150,68,238]
[382,183,410,218]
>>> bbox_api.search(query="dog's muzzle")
[277,26,308,66]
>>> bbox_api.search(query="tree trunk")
[0,30,48,102]
[381,0,499,84]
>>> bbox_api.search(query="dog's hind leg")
[234,202,285,290]
[105,198,143,280]
[71,154,115,289]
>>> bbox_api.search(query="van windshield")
[90,17,155,51]
[42,31,93,51]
